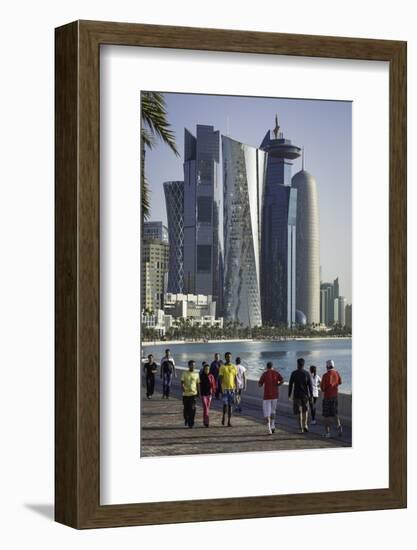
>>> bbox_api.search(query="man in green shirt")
[219,352,238,427]
[181,360,200,428]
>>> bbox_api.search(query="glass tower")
[183,125,223,313]
[163,180,184,294]
[222,135,266,328]
[260,117,301,327]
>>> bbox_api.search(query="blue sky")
[144,92,352,303]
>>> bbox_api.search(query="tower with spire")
[260,116,301,327]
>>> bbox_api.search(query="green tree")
[141,92,179,220]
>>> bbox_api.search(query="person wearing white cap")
[320,360,343,438]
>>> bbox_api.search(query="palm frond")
[141,91,179,156]
[140,91,178,221]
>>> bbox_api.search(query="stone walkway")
[141,382,351,457]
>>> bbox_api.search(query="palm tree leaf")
[140,91,179,221]
[141,91,179,156]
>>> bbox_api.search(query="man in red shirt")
[320,359,343,438]
[258,361,284,435]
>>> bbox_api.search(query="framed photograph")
[55,20,406,528]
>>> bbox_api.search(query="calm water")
[143,339,352,393]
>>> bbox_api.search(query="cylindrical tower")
[291,169,320,325]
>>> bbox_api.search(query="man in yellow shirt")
[181,360,200,428]
[219,352,238,427]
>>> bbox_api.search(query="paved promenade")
[141,376,351,457]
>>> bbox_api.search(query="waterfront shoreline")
[142,336,352,346]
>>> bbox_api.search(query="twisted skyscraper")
[222,135,267,328]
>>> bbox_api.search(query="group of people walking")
[143,349,343,438]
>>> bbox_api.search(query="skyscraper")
[320,282,332,325]
[222,135,267,328]
[337,296,347,326]
[260,116,301,327]
[345,303,352,330]
[163,180,184,293]
[183,125,223,312]
[141,237,169,312]
[292,163,320,325]
[333,277,340,300]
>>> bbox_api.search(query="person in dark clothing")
[199,363,217,427]
[181,360,200,428]
[288,357,313,433]
[199,361,209,375]
[210,353,222,399]
[160,348,176,399]
[143,353,158,398]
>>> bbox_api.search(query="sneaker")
[227,421,232,427]
[271,427,276,433]
[298,428,304,434]
[268,428,272,435]
[304,426,309,433]
[221,416,225,426]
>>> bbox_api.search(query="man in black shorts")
[288,358,313,433]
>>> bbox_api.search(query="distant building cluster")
[142,293,223,337]
[320,277,352,329]
[143,117,351,332]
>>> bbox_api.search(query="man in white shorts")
[258,361,284,435]
[234,357,247,413]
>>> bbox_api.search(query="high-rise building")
[163,181,184,293]
[333,277,340,300]
[320,282,333,325]
[141,238,169,312]
[260,117,301,327]
[338,296,346,326]
[292,163,320,325]
[143,221,168,243]
[345,303,352,330]
[222,135,267,328]
[183,125,223,312]
[333,298,339,324]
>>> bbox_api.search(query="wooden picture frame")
[55,20,407,529]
